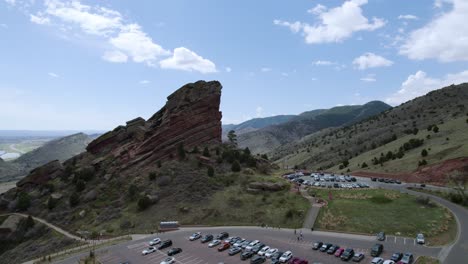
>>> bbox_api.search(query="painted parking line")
[97,254,123,264]
[128,242,146,249]
[404,238,407,245]
[395,236,397,243]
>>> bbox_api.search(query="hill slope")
[222,115,296,139]
[0,133,92,182]
[238,101,391,154]
[272,83,468,184]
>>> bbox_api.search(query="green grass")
[332,116,468,175]
[310,188,456,245]
[408,187,468,209]
[414,256,440,264]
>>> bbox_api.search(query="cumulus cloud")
[398,14,418,20]
[139,80,150,85]
[27,0,215,72]
[352,53,393,70]
[385,70,468,105]
[313,60,335,66]
[399,0,468,62]
[274,0,385,44]
[4,0,15,5]
[261,67,272,72]
[48,72,59,78]
[256,106,264,117]
[360,74,376,82]
[159,47,217,74]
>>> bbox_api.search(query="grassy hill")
[271,83,468,180]
[222,115,296,139]
[238,101,391,154]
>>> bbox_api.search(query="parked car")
[341,248,355,261]
[288,257,301,264]
[390,253,403,262]
[150,238,162,246]
[396,180,401,184]
[377,231,386,241]
[352,252,365,262]
[246,240,260,251]
[228,246,242,256]
[234,239,246,247]
[319,243,332,252]
[160,257,175,264]
[258,246,271,256]
[312,242,323,250]
[383,260,395,264]
[327,245,339,254]
[334,248,345,257]
[279,251,293,263]
[167,248,182,256]
[397,253,414,264]
[265,248,279,258]
[216,232,229,240]
[251,243,266,254]
[189,232,201,241]
[209,240,221,248]
[371,258,384,264]
[201,234,213,243]
[416,233,425,244]
[371,244,383,257]
[218,242,230,251]
[371,177,377,181]
[271,251,284,261]
[241,240,252,249]
[142,247,156,255]
[158,240,173,250]
[294,260,308,264]
[241,251,255,260]
[250,255,266,264]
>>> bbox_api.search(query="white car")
[279,251,293,263]
[257,246,270,256]
[160,257,175,264]
[371,257,384,264]
[149,238,161,246]
[233,239,245,247]
[245,240,259,251]
[265,248,278,258]
[142,246,156,255]
[416,233,425,244]
[189,232,201,241]
[383,260,395,264]
[208,239,221,248]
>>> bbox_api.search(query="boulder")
[83,189,97,202]
[17,160,64,188]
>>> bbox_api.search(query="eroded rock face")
[247,182,287,192]
[86,80,222,168]
[16,160,64,188]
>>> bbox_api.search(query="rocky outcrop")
[86,80,222,169]
[16,160,64,188]
[247,182,287,193]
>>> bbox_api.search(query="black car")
[351,177,357,182]
[371,177,377,182]
[341,248,354,261]
[320,243,332,252]
[352,253,365,262]
[378,178,385,182]
[371,244,383,257]
[167,248,182,256]
[216,232,229,240]
[241,251,255,260]
[271,251,284,260]
[327,245,339,254]
[158,240,173,250]
[250,255,266,264]
[377,231,386,241]
[396,180,401,184]
[391,252,403,262]
[312,242,323,250]
[251,243,265,254]
[229,247,242,256]
[201,234,213,243]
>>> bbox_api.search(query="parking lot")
[85,227,437,264]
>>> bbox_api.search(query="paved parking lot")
[76,227,439,264]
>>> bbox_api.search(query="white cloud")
[352,52,393,70]
[256,106,264,117]
[102,50,128,63]
[360,74,376,82]
[225,67,232,73]
[398,14,418,20]
[385,70,468,105]
[400,0,468,62]
[159,47,217,74]
[48,72,59,78]
[274,0,385,44]
[281,72,289,77]
[0,24,7,28]
[4,0,15,5]
[313,60,335,66]
[139,80,150,85]
[30,14,50,25]
[261,67,272,72]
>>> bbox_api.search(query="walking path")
[299,187,321,229]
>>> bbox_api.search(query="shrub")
[231,160,241,172]
[202,147,211,157]
[192,146,199,153]
[418,159,428,166]
[148,172,157,181]
[207,166,214,177]
[17,192,31,211]
[156,160,162,168]
[128,184,138,200]
[69,192,80,207]
[261,154,268,160]
[48,197,58,210]
[432,125,439,133]
[421,149,428,157]
[370,195,392,204]
[361,162,368,168]
[177,142,186,160]
[138,196,152,211]
[75,180,86,192]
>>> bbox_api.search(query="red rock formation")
[86,80,222,168]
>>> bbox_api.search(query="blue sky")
[1,0,467,130]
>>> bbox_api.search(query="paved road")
[54,227,439,264]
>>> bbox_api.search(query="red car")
[335,248,345,257]
[218,242,230,251]
[289,257,308,264]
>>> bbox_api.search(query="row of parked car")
[371,177,402,184]
[312,241,414,264]
[189,231,306,264]
[142,238,182,264]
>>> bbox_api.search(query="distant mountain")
[222,115,296,139]
[271,83,468,184]
[0,133,93,181]
[238,101,391,154]
[0,130,105,138]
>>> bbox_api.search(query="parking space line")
[184,257,202,264]
[128,242,146,249]
[394,236,397,243]
[404,238,406,245]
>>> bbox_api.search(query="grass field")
[415,256,440,264]
[408,187,468,209]
[309,188,456,246]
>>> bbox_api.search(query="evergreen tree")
[231,160,241,172]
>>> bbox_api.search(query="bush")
[177,142,186,160]
[128,184,138,199]
[157,160,162,168]
[75,180,86,192]
[421,149,428,157]
[361,162,368,168]
[418,159,428,166]
[207,166,214,177]
[261,154,268,160]
[69,192,80,207]
[370,195,392,204]
[148,172,157,181]
[48,197,58,210]
[202,147,211,157]
[138,196,152,211]
[432,125,439,133]
[231,160,241,172]
[17,192,31,211]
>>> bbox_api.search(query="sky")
[1,0,467,130]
